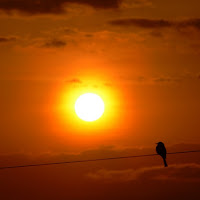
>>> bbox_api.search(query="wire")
[0,150,200,170]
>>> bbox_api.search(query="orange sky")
[0,1,200,199]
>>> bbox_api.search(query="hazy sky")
[0,1,200,199]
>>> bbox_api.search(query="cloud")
[109,18,172,28]
[178,18,200,30]
[0,0,121,15]
[1,149,200,200]
[152,72,200,84]
[121,72,199,85]
[109,18,200,31]
[0,143,199,200]
[42,39,67,48]
[120,0,152,8]
[63,28,77,35]
[87,163,200,182]
[1,142,200,168]
[84,33,93,38]
[153,77,181,83]
[0,36,16,43]
[65,78,82,84]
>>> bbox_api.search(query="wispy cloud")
[153,77,181,83]
[110,18,172,28]
[0,0,121,15]
[65,78,82,84]
[42,39,67,48]
[0,36,16,43]
[109,18,200,31]
[87,163,200,182]
[120,0,152,8]
[121,72,199,85]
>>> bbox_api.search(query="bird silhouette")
[156,142,168,167]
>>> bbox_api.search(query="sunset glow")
[1,0,200,199]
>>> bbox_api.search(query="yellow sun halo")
[75,93,105,122]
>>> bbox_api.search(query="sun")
[75,93,105,122]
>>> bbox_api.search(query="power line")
[0,150,200,170]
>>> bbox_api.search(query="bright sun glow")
[75,93,105,122]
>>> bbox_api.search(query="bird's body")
[156,142,168,167]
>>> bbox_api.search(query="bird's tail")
[163,158,168,167]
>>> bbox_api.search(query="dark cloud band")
[0,0,121,14]
[42,39,67,48]
[0,36,16,43]
[110,18,172,28]
[109,18,200,30]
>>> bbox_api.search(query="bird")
[156,142,168,167]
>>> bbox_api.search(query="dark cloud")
[121,72,199,85]
[65,78,82,84]
[0,0,121,15]
[85,34,93,38]
[109,18,200,31]
[178,18,200,30]
[121,0,152,8]
[152,72,200,84]
[42,39,67,48]
[88,163,200,182]
[121,75,179,84]
[0,36,16,43]
[109,18,172,28]
[1,144,200,200]
[64,28,77,35]
[153,77,181,83]
[1,143,199,168]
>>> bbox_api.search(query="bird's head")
[156,142,164,145]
